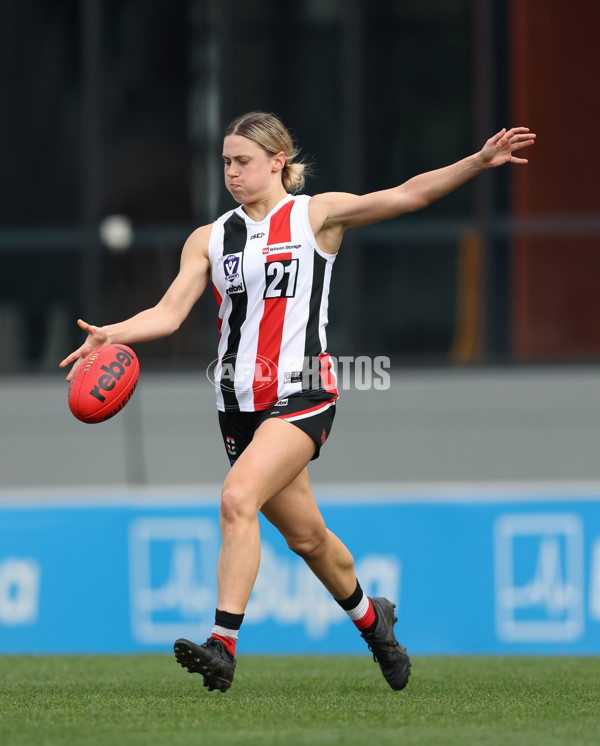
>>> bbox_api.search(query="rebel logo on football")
[88,345,136,403]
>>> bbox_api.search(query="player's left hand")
[480,127,536,167]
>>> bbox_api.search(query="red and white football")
[68,344,139,423]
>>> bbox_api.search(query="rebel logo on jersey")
[226,283,244,296]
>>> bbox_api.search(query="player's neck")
[242,187,289,222]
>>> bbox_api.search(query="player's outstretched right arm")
[60,224,212,381]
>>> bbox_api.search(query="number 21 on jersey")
[264,258,298,299]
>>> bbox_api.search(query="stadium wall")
[2,368,600,487]
[1,485,600,655]
[2,368,600,654]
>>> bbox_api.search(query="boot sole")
[173,638,233,692]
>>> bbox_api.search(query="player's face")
[222,135,282,204]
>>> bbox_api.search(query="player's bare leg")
[261,461,410,690]
[175,417,409,691]
[175,418,317,691]
[216,418,318,612]
[260,468,357,599]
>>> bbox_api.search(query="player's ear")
[272,150,286,173]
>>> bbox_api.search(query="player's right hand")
[59,319,110,382]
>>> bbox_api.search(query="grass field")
[1,655,599,746]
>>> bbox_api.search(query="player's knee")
[220,482,257,525]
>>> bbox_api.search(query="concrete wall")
[2,367,599,491]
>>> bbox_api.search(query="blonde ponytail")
[282,161,306,193]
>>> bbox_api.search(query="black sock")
[335,580,377,631]
[335,579,363,610]
[214,608,245,632]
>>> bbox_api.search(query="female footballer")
[61,112,535,692]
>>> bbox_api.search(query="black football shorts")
[218,390,337,466]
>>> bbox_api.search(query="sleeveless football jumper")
[209,194,338,412]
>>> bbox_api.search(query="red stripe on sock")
[211,633,237,657]
[353,600,376,631]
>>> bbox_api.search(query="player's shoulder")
[307,191,357,235]
[308,191,356,217]
[185,222,213,245]
[181,222,213,260]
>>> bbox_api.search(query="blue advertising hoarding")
[1,485,600,654]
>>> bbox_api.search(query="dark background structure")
[1,0,598,374]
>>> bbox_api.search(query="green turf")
[1,655,599,746]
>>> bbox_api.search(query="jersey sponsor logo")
[274,398,288,407]
[262,244,301,254]
[264,258,299,299]
[226,283,244,296]
[284,371,302,384]
[250,232,265,240]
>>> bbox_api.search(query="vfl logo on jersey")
[224,253,245,295]
[224,254,241,281]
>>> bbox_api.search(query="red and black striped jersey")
[209,194,338,412]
